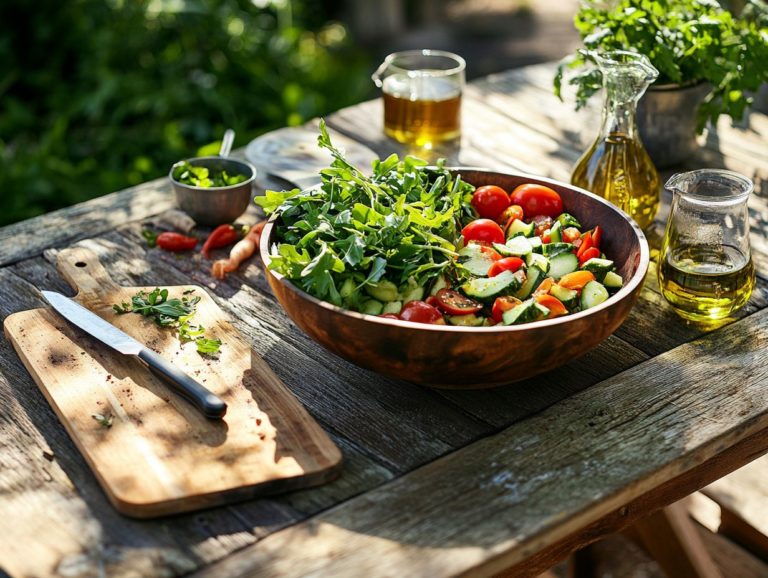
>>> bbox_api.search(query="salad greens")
[172,161,248,188]
[256,120,476,310]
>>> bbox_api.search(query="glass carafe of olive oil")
[658,169,755,322]
[571,51,660,229]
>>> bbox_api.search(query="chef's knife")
[41,291,227,419]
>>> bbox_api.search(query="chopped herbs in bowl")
[172,161,248,188]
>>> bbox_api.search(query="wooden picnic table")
[2,61,768,578]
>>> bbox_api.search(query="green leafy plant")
[554,0,768,130]
[256,121,476,310]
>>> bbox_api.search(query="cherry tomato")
[425,296,440,308]
[434,289,483,316]
[462,219,505,245]
[532,215,553,238]
[491,296,522,323]
[535,294,569,318]
[487,257,524,277]
[471,185,510,220]
[379,313,400,320]
[497,204,525,226]
[156,232,198,252]
[562,227,581,243]
[510,184,563,218]
[399,300,444,324]
[578,246,600,265]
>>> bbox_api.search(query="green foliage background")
[0,0,372,225]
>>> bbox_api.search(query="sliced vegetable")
[446,314,485,326]
[382,301,403,315]
[557,213,582,229]
[458,244,500,277]
[549,220,563,243]
[580,280,610,310]
[550,283,579,308]
[360,299,384,315]
[526,252,550,273]
[488,257,525,278]
[461,269,523,301]
[514,264,546,299]
[366,280,400,302]
[506,219,535,239]
[542,242,574,258]
[491,295,522,323]
[548,252,579,279]
[497,204,524,227]
[535,294,568,318]
[603,270,624,291]
[559,270,596,291]
[435,289,483,315]
[578,246,601,265]
[581,257,615,282]
[502,299,549,325]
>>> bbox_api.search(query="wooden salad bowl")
[259,169,649,389]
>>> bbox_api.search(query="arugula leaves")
[113,288,222,355]
[554,0,768,130]
[256,120,476,309]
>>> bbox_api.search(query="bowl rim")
[169,156,257,192]
[258,168,650,333]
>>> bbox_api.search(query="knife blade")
[41,291,227,419]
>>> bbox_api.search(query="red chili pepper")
[576,231,593,259]
[591,225,602,249]
[156,232,198,252]
[201,224,239,258]
[578,246,600,265]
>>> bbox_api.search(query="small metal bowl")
[169,156,257,226]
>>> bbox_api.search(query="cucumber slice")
[542,242,574,257]
[340,277,356,299]
[382,301,402,315]
[366,280,399,302]
[360,299,384,315]
[580,281,610,310]
[550,283,578,308]
[529,236,543,253]
[506,219,535,239]
[501,299,549,325]
[447,314,485,327]
[581,257,614,282]
[458,244,496,277]
[514,265,545,299]
[549,220,562,243]
[401,285,424,303]
[494,235,532,257]
[557,213,582,229]
[525,252,550,273]
[429,275,449,296]
[603,270,624,291]
[461,269,522,301]
[548,252,579,279]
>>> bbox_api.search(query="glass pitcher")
[658,169,755,322]
[571,50,660,230]
[371,49,465,148]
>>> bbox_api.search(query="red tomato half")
[462,219,505,245]
[471,185,510,220]
[491,296,522,323]
[510,184,563,218]
[399,301,444,324]
[434,289,483,315]
[487,257,524,277]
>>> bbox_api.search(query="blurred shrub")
[0,0,371,225]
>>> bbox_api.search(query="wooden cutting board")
[3,247,342,518]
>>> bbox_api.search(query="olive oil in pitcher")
[571,51,660,230]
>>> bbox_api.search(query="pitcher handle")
[371,57,391,88]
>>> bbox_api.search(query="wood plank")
[191,306,768,578]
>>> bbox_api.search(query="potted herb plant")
[554,0,768,167]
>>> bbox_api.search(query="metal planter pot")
[637,82,711,169]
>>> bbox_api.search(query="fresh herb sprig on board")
[256,120,476,311]
[113,288,222,355]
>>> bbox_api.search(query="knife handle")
[138,348,227,419]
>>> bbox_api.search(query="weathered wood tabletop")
[2,62,768,578]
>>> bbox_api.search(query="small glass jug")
[372,49,465,148]
[658,169,755,322]
[571,50,660,229]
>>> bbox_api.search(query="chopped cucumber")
[401,285,424,303]
[458,244,496,277]
[340,277,356,299]
[550,283,578,308]
[447,314,485,327]
[580,281,610,310]
[529,236,543,253]
[429,275,449,296]
[506,219,535,239]
[549,220,562,243]
[461,269,522,301]
[581,257,614,282]
[360,299,384,315]
[366,280,399,302]
[514,265,545,299]
[548,252,579,279]
[603,270,624,291]
[525,252,550,273]
[495,235,532,257]
[542,242,574,257]
[557,213,581,229]
[501,299,549,325]
[382,301,402,315]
